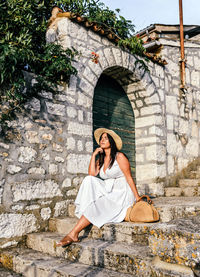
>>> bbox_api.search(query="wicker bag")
[124,195,159,223]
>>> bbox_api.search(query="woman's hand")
[135,195,141,202]
[88,147,103,176]
[93,147,103,156]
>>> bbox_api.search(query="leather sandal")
[56,235,80,247]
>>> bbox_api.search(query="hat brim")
[94,128,122,150]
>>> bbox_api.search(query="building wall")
[158,39,200,176]
[0,18,199,247]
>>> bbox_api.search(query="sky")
[101,0,200,33]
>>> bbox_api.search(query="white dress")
[74,157,136,228]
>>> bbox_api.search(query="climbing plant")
[0,0,145,132]
[0,0,78,131]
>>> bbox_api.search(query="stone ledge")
[26,233,152,275]
[1,248,133,277]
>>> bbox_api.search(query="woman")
[56,128,140,247]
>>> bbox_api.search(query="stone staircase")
[1,198,200,277]
[165,166,200,197]
[1,165,200,276]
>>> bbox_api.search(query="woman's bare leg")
[59,215,91,243]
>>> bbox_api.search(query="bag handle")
[137,195,152,204]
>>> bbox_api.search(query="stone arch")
[71,46,165,195]
[48,17,165,195]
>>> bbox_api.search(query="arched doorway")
[93,74,136,176]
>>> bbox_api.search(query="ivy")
[0,0,145,133]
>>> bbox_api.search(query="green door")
[93,74,135,176]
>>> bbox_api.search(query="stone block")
[18,147,37,164]
[136,136,158,146]
[55,156,64,163]
[42,153,50,161]
[151,256,194,277]
[27,167,45,175]
[136,163,158,181]
[140,105,161,116]
[52,143,63,152]
[0,142,9,149]
[41,207,51,220]
[191,71,200,87]
[165,187,182,197]
[166,115,174,130]
[77,93,92,108]
[66,188,77,196]
[25,97,40,111]
[77,140,83,151]
[0,213,37,239]
[62,178,71,188]
[186,138,199,157]
[49,163,58,175]
[85,141,93,152]
[7,165,22,175]
[46,102,66,116]
[79,79,94,96]
[12,180,62,202]
[112,48,122,65]
[25,205,40,211]
[136,115,162,128]
[167,155,175,175]
[53,200,70,217]
[146,182,165,196]
[68,122,92,137]
[25,131,39,143]
[182,187,198,197]
[42,134,53,140]
[167,133,180,155]
[166,61,179,77]
[166,95,179,115]
[66,154,91,174]
[191,122,199,138]
[145,144,166,162]
[78,110,83,122]
[66,137,75,150]
[179,179,200,188]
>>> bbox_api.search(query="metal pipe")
[179,0,186,88]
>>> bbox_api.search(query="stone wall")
[158,39,200,176]
[0,17,200,247]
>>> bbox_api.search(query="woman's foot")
[56,233,80,247]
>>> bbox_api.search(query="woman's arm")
[88,147,103,176]
[116,152,140,201]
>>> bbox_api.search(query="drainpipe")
[179,0,186,89]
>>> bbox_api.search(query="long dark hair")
[98,133,118,169]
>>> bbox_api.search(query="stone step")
[165,187,200,197]
[179,179,200,188]
[0,248,195,277]
[164,187,182,197]
[0,266,21,277]
[0,248,133,277]
[64,197,200,223]
[188,170,200,179]
[151,256,194,277]
[49,216,200,269]
[49,217,158,245]
[148,216,200,268]
[26,232,153,275]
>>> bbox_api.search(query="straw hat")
[94,128,122,150]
